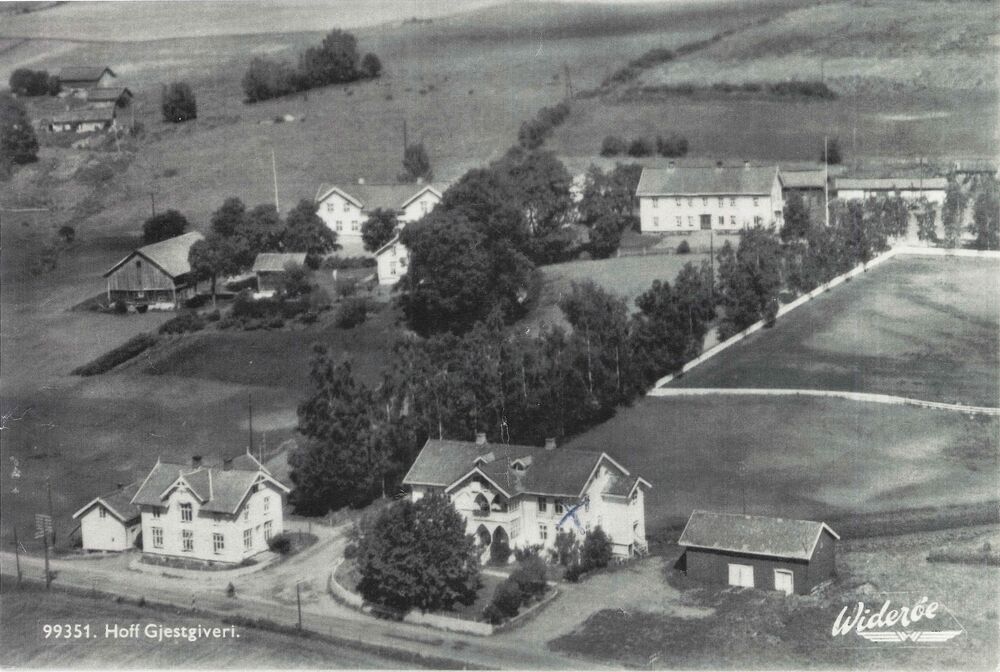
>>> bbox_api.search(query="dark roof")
[59,66,116,83]
[131,453,288,515]
[403,439,643,498]
[52,107,116,124]
[86,87,133,103]
[678,510,839,561]
[836,177,947,191]
[72,482,141,523]
[782,170,827,189]
[252,252,307,272]
[316,183,446,211]
[636,166,780,196]
[103,231,204,279]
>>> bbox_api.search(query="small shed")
[781,170,827,208]
[102,231,204,308]
[678,510,839,595]
[72,483,141,552]
[252,252,307,294]
[85,87,133,108]
[59,66,117,91]
[50,106,117,133]
[373,236,407,286]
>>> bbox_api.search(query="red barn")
[678,510,839,595]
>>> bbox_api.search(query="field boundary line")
[647,387,1000,416]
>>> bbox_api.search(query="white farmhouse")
[130,453,289,566]
[373,235,408,286]
[402,434,651,559]
[834,177,947,205]
[314,182,445,256]
[636,163,784,233]
[72,483,142,552]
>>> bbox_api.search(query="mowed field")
[670,256,1000,407]
[566,394,999,536]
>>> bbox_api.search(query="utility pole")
[709,229,715,300]
[43,530,51,590]
[564,63,573,100]
[271,149,280,212]
[149,191,156,217]
[13,523,22,585]
[247,394,254,457]
[402,119,408,153]
[824,136,830,229]
[296,581,303,630]
[47,479,55,547]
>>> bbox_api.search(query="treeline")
[517,101,571,150]
[290,263,714,515]
[632,80,837,100]
[601,26,742,88]
[8,68,60,97]
[601,132,688,158]
[242,29,381,103]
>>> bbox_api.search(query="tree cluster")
[142,209,190,244]
[577,163,642,258]
[9,68,60,97]
[517,102,571,150]
[600,133,689,158]
[161,82,197,123]
[969,178,999,250]
[1,93,39,170]
[400,141,432,183]
[242,29,381,103]
[484,551,548,623]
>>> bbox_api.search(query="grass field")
[564,394,999,536]
[0,581,400,668]
[669,256,1000,407]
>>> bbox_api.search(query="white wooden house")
[374,235,408,286]
[834,177,947,205]
[72,483,142,552]
[403,434,651,559]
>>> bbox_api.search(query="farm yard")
[669,256,1000,407]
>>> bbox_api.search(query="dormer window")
[99,507,107,518]
[180,503,192,522]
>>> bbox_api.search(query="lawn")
[550,526,1000,669]
[563,394,999,536]
[669,256,1000,407]
[0,580,400,669]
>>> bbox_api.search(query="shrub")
[72,333,158,376]
[184,294,208,309]
[581,527,613,571]
[267,533,292,555]
[113,299,128,314]
[205,309,221,322]
[322,255,376,270]
[162,82,197,123]
[9,68,58,96]
[510,554,547,599]
[226,582,236,598]
[158,312,205,335]
[627,137,655,157]
[335,298,369,329]
[298,311,319,324]
[600,135,627,157]
[490,538,512,565]
[554,529,579,566]
[676,239,691,254]
[343,542,358,560]
[268,317,285,329]
[656,133,689,158]
[763,297,779,328]
[564,562,585,582]
[58,225,76,243]
[488,578,523,621]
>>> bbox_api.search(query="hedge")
[72,333,158,376]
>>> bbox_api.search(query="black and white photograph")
[0,0,997,669]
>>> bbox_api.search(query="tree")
[57,225,76,243]
[630,278,708,384]
[0,94,38,166]
[780,190,810,241]
[361,208,399,252]
[360,53,382,79]
[9,69,58,97]
[655,133,689,158]
[580,527,613,570]
[518,118,550,150]
[627,137,655,157]
[210,197,247,237]
[142,209,189,244]
[970,182,999,250]
[916,198,937,242]
[822,137,842,165]
[716,227,784,339]
[282,199,339,257]
[401,142,433,183]
[600,135,626,157]
[242,56,299,103]
[241,204,285,258]
[279,262,313,299]
[356,494,479,612]
[941,179,966,248]
[588,212,628,258]
[161,82,197,123]
[188,233,247,305]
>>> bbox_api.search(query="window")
[263,496,270,513]
[730,198,736,207]
[754,216,763,226]
[152,508,161,519]
[421,201,429,214]
[728,563,754,588]
[539,524,548,541]
[264,520,273,541]
[343,203,350,213]
[554,500,564,515]
[702,197,708,206]
[335,221,342,232]
[675,198,681,207]
[399,257,407,268]
[631,489,639,503]
[243,507,249,522]
[152,527,163,548]
[687,216,693,227]
[675,216,682,227]
[509,498,520,512]
[537,497,547,513]
[390,262,397,276]
[213,532,224,554]
[182,529,193,552]
[652,197,658,207]
[99,507,107,519]
[753,197,759,207]
[718,197,724,207]
[135,260,142,270]
[652,217,659,228]
[730,215,737,227]
[180,503,192,522]
[718,216,724,227]
[687,198,693,207]
[326,202,335,212]
[243,528,252,550]
[351,220,359,232]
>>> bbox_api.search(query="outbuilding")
[834,177,947,205]
[85,87,133,108]
[58,66,117,92]
[102,231,204,308]
[72,483,141,552]
[373,235,407,286]
[678,510,839,595]
[252,252,307,295]
[49,106,117,133]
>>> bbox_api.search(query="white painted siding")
[639,174,784,233]
[400,191,441,223]
[838,188,945,205]
[79,505,137,552]
[376,241,408,286]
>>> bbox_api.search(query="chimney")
[667,160,676,171]
[416,176,424,184]
[475,432,487,446]
[357,177,365,185]
[744,160,751,170]
[191,455,203,468]
[544,437,557,450]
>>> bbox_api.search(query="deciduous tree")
[970,181,999,250]
[161,82,197,123]
[282,198,339,258]
[142,209,189,244]
[0,94,38,166]
[361,208,399,252]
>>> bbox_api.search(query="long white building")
[636,163,784,233]
[834,177,947,205]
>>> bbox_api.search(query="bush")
[58,225,76,243]
[600,135,627,157]
[656,132,689,158]
[627,137,655,157]
[142,209,189,244]
[322,255,376,270]
[158,312,205,334]
[486,578,523,622]
[489,538,512,565]
[226,582,236,598]
[509,554,547,599]
[162,82,197,123]
[205,309,221,322]
[113,299,128,314]
[298,311,319,324]
[554,529,579,566]
[268,317,285,329]
[343,542,358,560]
[267,533,292,555]
[184,294,208,309]
[9,68,58,96]
[763,296,779,328]
[335,298,369,329]
[72,333,158,376]
[564,562,585,582]
[676,239,691,254]
[581,527,613,571]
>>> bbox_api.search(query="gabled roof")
[636,165,780,197]
[835,177,948,191]
[402,438,648,499]
[72,482,141,524]
[52,106,116,124]
[374,234,402,257]
[103,231,204,279]
[678,510,839,561]
[315,183,446,211]
[59,66,116,83]
[86,87,133,103]
[131,453,288,515]
[781,170,826,189]
[252,252,307,273]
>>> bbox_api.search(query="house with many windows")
[314,182,445,256]
[402,434,651,559]
[129,452,289,566]
[636,163,784,233]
